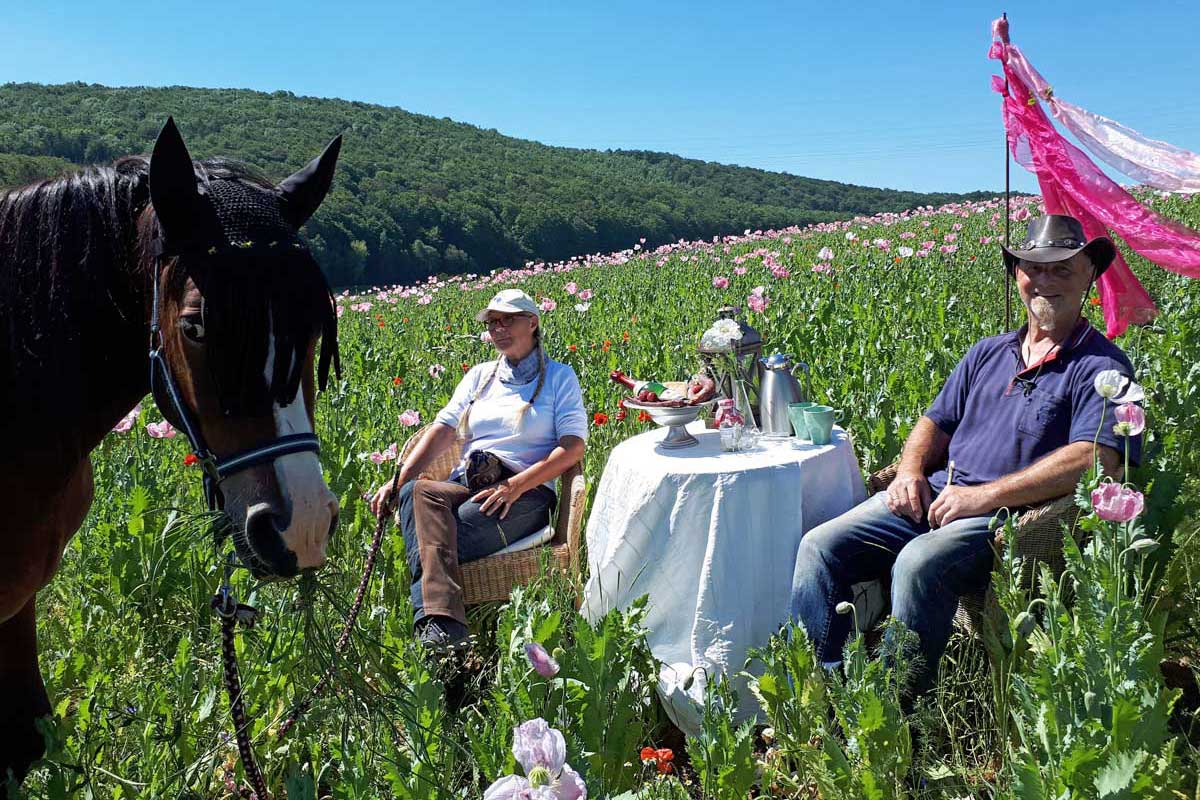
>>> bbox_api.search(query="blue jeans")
[397,475,556,624]
[789,492,996,694]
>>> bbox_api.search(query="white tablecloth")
[582,421,866,734]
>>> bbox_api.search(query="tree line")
[0,82,993,288]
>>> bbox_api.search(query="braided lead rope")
[216,592,270,800]
[276,463,402,738]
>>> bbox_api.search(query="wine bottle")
[610,370,668,399]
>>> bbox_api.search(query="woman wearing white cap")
[370,288,588,649]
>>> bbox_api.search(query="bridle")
[148,243,393,800]
[148,246,321,514]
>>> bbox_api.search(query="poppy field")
[13,192,1200,799]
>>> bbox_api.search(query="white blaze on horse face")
[263,329,338,570]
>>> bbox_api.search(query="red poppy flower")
[568,344,578,352]
[403,317,410,323]
[637,410,652,423]
[593,412,609,426]
[655,748,674,762]
[445,325,453,332]
[622,331,630,343]
[393,376,403,386]
[616,409,628,421]
[378,321,386,328]
[657,761,673,775]
[1090,296,1102,306]
[183,453,199,467]
[602,340,612,352]
[640,747,656,762]
[461,362,471,373]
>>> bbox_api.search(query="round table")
[582,421,866,734]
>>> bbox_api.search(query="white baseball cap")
[475,288,541,321]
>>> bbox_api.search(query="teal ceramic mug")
[787,402,818,439]
[803,405,843,445]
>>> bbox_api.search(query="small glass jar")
[716,398,744,452]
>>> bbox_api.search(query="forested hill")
[0,82,992,287]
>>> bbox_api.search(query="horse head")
[145,119,342,579]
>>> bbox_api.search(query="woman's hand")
[471,479,528,519]
[369,473,405,518]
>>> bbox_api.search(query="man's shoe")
[416,616,471,652]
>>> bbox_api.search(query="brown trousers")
[399,477,556,624]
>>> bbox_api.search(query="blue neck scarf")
[497,346,541,386]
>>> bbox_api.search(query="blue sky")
[2,0,1198,194]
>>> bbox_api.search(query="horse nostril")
[328,498,340,531]
[244,504,298,577]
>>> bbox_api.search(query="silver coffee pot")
[758,353,811,436]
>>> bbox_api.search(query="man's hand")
[471,479,528,519]
[885,471,932,523]
[927,485,995,528]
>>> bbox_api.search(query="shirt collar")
[1008,317,1093,377]
[496,347,541,386]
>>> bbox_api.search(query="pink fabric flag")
[990,35,1200,336]
[1005,44,1200,194]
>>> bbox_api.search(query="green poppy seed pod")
[682,671,696,691]
[1014,611,1036,638]
[551,646,565,661]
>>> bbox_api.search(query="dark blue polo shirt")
[925,320,1141,494]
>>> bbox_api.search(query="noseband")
[148,250,321,514]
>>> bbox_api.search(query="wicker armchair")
[860,462,1080,635]
[396,423,588,605]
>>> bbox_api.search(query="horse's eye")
[179,314,206,343]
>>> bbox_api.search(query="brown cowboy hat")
[1001,214,1116,277]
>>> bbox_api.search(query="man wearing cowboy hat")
[791,214,1142,698]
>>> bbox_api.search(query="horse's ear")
[277,135,342,228]
[148,117,200,243]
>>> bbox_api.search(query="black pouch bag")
[464,450,512,494]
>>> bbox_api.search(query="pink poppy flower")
[812,263,833,273]
[112,404,141,434]
[366,443,399,464]
[485,719,586,800]
[577,289,593,301]
[733,266,747,276]
[817,246,834,261]
[564,282,578,295]
[1091,482,1144,523]
[146,420,176,439]
[524,642,560,678]
[747,290,769,314]
[399,409,421,427]
[429,363,446,378]
[540,298,557,312]
[712,276,729,289]
[1113,403,1145,437]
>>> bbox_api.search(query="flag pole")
[1002,11,1012,332]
